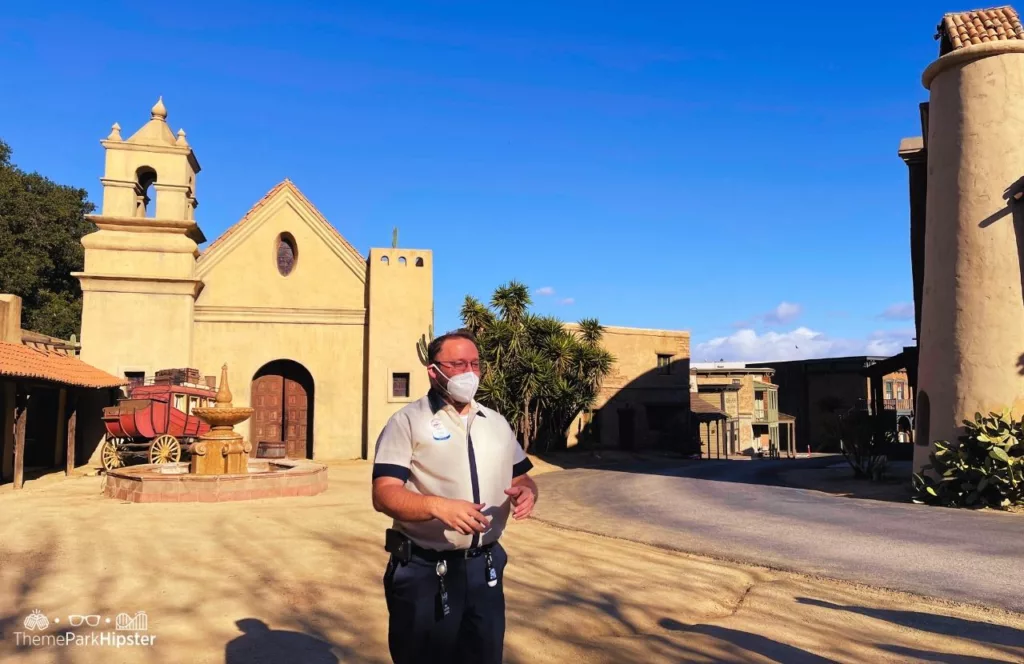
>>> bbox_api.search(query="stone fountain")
[190,364,254,475]
[102,364,328,503]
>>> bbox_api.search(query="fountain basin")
[103,459,328,503]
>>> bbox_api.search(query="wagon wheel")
[149,434,181,464]
[101,437,127,471]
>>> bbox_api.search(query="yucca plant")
[459,282,614,453]
[913,408,1024,509]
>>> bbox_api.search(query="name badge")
[429,418,451,441]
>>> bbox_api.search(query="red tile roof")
[0,341,126,388]
[199,179,364,261]
[939,6,1024,50]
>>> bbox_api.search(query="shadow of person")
[795,598,1024,648]
[658,619,836,663]
[225,618,339,664]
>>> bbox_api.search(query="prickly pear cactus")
[416,324,434,366]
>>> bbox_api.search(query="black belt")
[411,540,496,562]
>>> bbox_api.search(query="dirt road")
[0,460,1020,663]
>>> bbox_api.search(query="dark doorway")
[617,408,635,450]
[251,360,315,459]
[24,387,60,469]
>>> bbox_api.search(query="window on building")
[125,371,145,390]
[392,372,410,398]
[645,404,683,432]
[885,381,894,399]
[657,354,672,374]
[276,232,297,276]
[896,383,905,400]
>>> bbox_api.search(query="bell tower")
[73,98,205,386]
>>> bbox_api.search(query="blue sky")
[0,1,942,361]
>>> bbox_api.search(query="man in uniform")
[371,329,538,664]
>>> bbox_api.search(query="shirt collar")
[428,388,486,418]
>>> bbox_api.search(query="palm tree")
[462,282,615,453]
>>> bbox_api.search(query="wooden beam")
[13,390,28,490]
[66,391,78,476]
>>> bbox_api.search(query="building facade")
[748,356,913,452]
[73,99,433,464]
[565,325,692,451]
[898,6,1024,472]
[691,363,789,456]
[1,295,126,487]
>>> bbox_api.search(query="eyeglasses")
[436,360,481,372]
[69,615,100,627]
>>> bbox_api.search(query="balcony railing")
[883,398,914,411]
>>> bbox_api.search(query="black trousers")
[383,542,508,664]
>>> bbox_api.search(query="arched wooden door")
[251,360,314,459]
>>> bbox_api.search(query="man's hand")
[429,497,491,535]
[505,484,536,520]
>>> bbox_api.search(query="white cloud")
[734,301,803,328]
[694,326,915,363]
[535,286,556,296]
[879,302,915,321]
[558,297,575,305]
[763,301,803,325]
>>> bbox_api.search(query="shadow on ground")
[0,464,1021,663]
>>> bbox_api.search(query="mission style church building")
[74,98,433,464]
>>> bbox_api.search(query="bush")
[821,409,892,480]
[912,409,1024,509]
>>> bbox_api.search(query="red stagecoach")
[100,368,218,471]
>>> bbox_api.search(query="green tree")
[460,281,614,453]
[0,139,95,339]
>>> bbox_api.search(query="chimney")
[0,295,22,344]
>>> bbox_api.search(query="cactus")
[416,324,434,366]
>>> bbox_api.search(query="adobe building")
[564,325,693,452]
[0,295,126,488]
[898,6,1024,472]
[72,99,433,464]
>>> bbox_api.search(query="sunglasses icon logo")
[69,615,101,627]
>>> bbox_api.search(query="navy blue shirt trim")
[372,463,410,482]
[512,458,533,478]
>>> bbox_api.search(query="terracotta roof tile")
[0,341,126,388]
[199,179,364,261]
[938,6,1024,51]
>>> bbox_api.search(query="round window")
[276,233,297,276]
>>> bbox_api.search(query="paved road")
[534,457,1024,612]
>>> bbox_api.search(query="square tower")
[366,247,434,454]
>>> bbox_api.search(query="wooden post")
[66,391,78,476]
[13,390,28,490]
[717,419,723,459]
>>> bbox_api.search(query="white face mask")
[433,365,480,404]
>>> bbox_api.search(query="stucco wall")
[366,248,434,459]
[191,321,365,460]
[566,325,691,449]
[918,49,1024,470]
